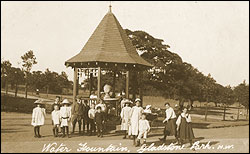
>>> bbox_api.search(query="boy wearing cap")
[95,106,106,138]
[71,96,84,135]
[31,99,46,138]
[60,99,72,138]
[120,99,132,139]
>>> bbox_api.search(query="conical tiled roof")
[65,10,152,69]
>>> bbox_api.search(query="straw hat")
[146,105,151,109]
[135,98,141,102]
[124,99,132,104]
[62,99,70,104]
[34,99,42,104]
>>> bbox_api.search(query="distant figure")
[36,89,39,95]
[176,107,195,147]
[51,104,60,137]
[90,92,97,106]
[31,99,46,138]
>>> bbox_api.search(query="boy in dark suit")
[95,106,106,138]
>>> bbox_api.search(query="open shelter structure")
[65,5,152,105]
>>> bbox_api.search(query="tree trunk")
[246,108,249,120]
[205,98,208,121]
[25,82,27,99]
[223,105,226,121]
[237,101,240,121]
[15,83,18,97]
[5,80,8,95]
[47,85,49,98]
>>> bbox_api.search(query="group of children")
[32,96,194,147]
[120,98,151,147]
[31,97,107,138]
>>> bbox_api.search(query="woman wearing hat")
[60,99,72,138]
[129,98,144,145]
[120,99,132,139]
[31,99,46,138]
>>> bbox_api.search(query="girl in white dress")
[130,98,144,145]
[120,99,132,139]
[31,99,46,138]
[60,99,72,138]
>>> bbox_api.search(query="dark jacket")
[95,112,106,124]
[72,103,84,116]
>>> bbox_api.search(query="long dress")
[31,107,46,126]
[120,106,132,130]
[176,113,195,140]
[130,106,143,136]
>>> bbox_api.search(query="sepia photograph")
[1,1,249,153]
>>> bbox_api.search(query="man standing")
[82,100,90,135]
[159,102,179,144]
[71,96,84,135]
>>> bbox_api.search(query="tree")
[21,50,37,98]
[234,80,249,120]
[1,60,12,94]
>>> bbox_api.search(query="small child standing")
[176,107,195,147]
[95,106,106,138]
[60,99,72,138]
[88,103,96,136]
[31,99,46,138]
[136,113,150,146]
[51,104,60,137]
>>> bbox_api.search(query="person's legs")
[136,132,143,147]
[62,126,66,137]
[82,118,86,135]
[55,125,59,137]
[37,126,41,138]
[96,123,100,137]
[66,126,70,138]
[53,126,56,137]
[123,130,127,139]
[78,118,82,135]
[143,131,147,144]
[100,123,103,138]
[133,135,136,145]
[72,117,77,134]
[34,126,37,137]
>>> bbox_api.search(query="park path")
[1,112,249,153]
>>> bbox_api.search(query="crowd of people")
[31,95,195,147]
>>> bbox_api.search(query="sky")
[1,1,249,87]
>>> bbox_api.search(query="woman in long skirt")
[129,98,144,145]
[176,107,195,147]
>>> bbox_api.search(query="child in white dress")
[60,99,72,138]
[31,99,46,138]
[136,113,150,146]
[120,99,132,139]
[51,104,60,137]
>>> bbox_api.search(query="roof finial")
[109,1,112,13]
